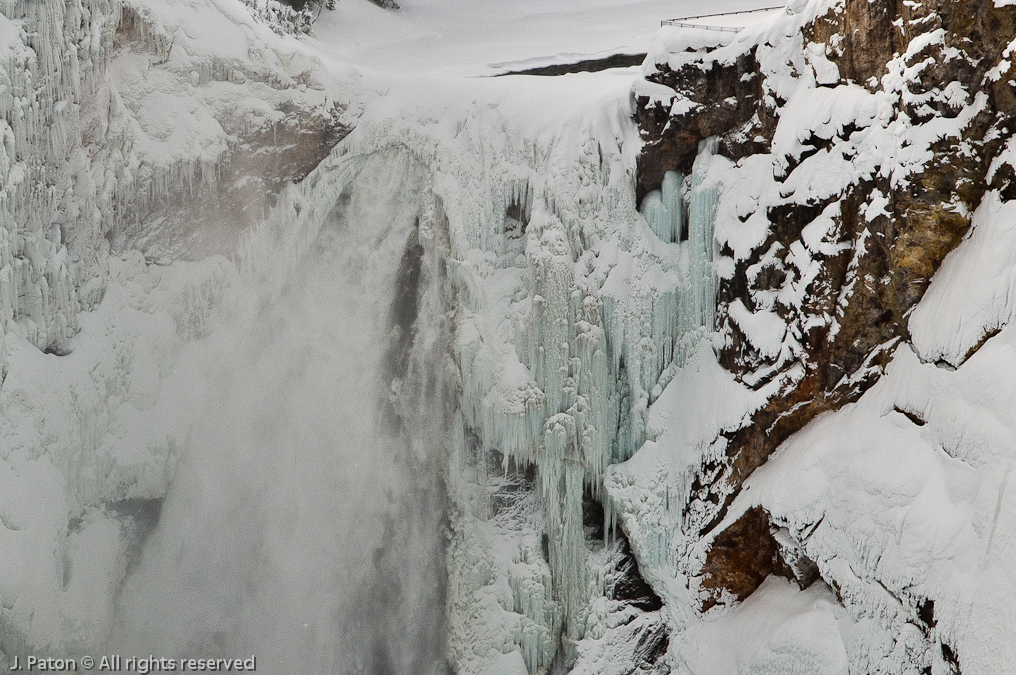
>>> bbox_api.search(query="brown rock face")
[634,0,1016,625]
[635,49,762,201]
[698,506,779,611]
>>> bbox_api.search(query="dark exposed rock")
[607,536,664,612]
[583,487,606,542]
[919,598,936,629]
[635,48,762,202]
[496,53,647,77]
[941,642,962,675]
[601,535,670,675]
[895,406,927,427]
[624,622,669,675]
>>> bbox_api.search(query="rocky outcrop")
[635,47,761,202]
[634,0,1016,648]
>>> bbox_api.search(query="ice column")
[639,170,684,243]
[686,137,719,333]
[440,117,724,671]
[0,0,121,355]
[634,139,719,377]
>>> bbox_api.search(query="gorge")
[0,0,1013,674]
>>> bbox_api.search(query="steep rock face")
[630,0,1016,670]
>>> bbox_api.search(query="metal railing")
[661,5,785,29]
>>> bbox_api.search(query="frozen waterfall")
[109,151,450,675]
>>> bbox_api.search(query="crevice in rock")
[606,536,664,612]
[918,598,936,628]
[699,506,779,611]
[894,405,927,426]
[582,486,606,544]
[597,532,671,675]
[960,325,1004,365]
[941,642,962,675]
[623,622,669,675]
[496,53,647,77]
[489,448,538,520]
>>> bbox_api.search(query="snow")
[680,576,854,675]
[606,339,776,586]
[727,325,1016,674]
[5,0,1014,674]
[727,299,786,359]
[0,250,228,652]
[308,0,773,76]
[909,191,1016,368]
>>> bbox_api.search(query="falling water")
[110,152,450,675]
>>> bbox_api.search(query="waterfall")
[640,170,685,244]
[636,137,721,383]
[687,137,720,335]
[109,150,450,675]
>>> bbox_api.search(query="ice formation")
[3,0,1016,674]
[0,0,698,662]
[0,0,353,659]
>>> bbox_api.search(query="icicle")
[640,189,670,241]
[687,137,719,333]
[662,169,684,242]
[639,170,685,244]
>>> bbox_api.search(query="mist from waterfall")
[109,152,450,675]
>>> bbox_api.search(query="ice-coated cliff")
[2,0,1016,674]
[0,0,353,657]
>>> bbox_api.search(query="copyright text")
[9,656,256,672]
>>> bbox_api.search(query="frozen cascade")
[12,0,1016,672]
[686,138,719,338]
[635,138,721,400]
[604,138,725,584]
[362,90,724,670]
[0,0,121,354]
[109,149,451,675]
[639,170,683,245]
[0,0,727,665]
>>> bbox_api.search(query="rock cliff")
[630,0,1016,671]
